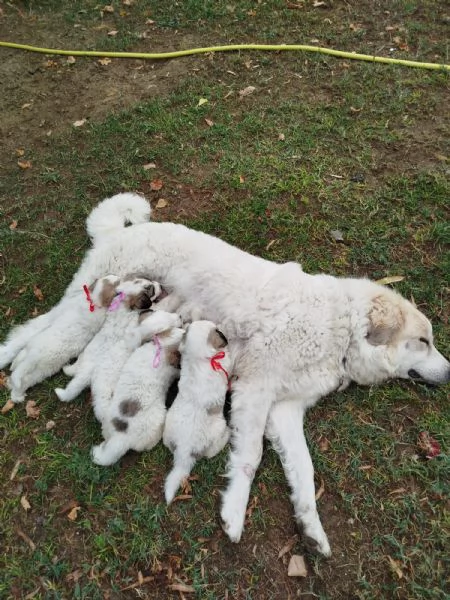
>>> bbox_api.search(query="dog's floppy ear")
[366,294,404,346]
[208,328,228,349]
[88,279,98,293]
[99,280,120,307]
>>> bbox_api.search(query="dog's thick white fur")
[54,278,161,422]
[0,192,151,373]
[7,275,121,403]
[91,310,184,466]
[2,194,449,555]
[163,320,231,504]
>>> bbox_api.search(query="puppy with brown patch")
[91,310,184,466]
[7,275,121,403]
[54,278,161,422]
[163,320,231,504]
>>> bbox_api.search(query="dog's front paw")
[302,521,332,558]
[220,499,246,543]
[62,364,77,377]
[54,387,70,402]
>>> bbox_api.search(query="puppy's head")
[89,275,121,308]
[181,320,228,359]
[118,278,162,311]
[139,310,183,343]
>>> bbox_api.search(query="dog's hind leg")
[0,311,54,369]
[265,399,331,557]
[91,435,130,466]
[54,368,91,402]
[164,451,196,505]
[220,380,274,543]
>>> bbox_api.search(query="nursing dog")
[1,194,448,556]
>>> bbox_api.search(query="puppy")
[91,310,184,466]
[54,278,161,423]
[163,320,231,504]
[7,275,120,403]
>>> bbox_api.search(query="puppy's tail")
[164,453,196,505]
[86,192,151,245]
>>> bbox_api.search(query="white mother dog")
[1,193,449,556]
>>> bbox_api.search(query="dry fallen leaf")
[33,285,44,301]
[197,98,208,107]
[98,57,112,66]
[21,495,31,512]
[315,476,325,501]
[17,160,32,169]
[16,148,25,157]
[239,175,245,184]
[313,0,327,6]
[73,119,87,127]
[375,275,405,286]
[330,229,344,242]
[21,102,33,109]
[287,554,308,577]
[16,528,36,551]
[172,494,193,502]
[150,179,164,191]
[239,85,256,98]
[102,4,114,12]
[67,506,81,521]
[278,534,298,559]
[66,55,76,64]
[388,556,403,579]
[155,198,168,209]
[46,420,56,431]
[107,30,118,36]
[25,400,40,420]
[278,132,285,141]
[143,162,156,170]
[10,459,22,480]
[168,583,195,593]
[9,220,18,230]
[2,399,15,414]
[205,118,214,127]
[417,431,441,459]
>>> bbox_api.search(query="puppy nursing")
[91,310,184,466]
[163,321,231,504]
[54,278,161,424]
[7,275,121,403]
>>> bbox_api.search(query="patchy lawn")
[0,1,448,599]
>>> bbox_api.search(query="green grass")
[1,0,449,598]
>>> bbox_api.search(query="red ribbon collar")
[210,351,230,388]
[83,284,95,312]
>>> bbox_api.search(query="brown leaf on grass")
[155,198,168,209]
[73,119,87,127]
[287,2,305,9]
[66,55,76,64]
[375,275,405,286]
[417,431,441,459]
[0,371,7,387]
[25,400,40,419]
[107,30,118,36]
[315,476,325,501]
[21,495,31,512]
[239,175,245,183]
[387,556,403,579]
[16,528,36,551]
[98,57,112,66]
[313,0,327,6]
[172,494,193,503]
[205,118,214,127]
[58,499,80,514]
[2,399,15,414]
[287,554,307,577]
[150,179,164,191]
[9,220,18,230]
[120,575,155,592]
[102,4,114,12]
[21,102,33,109]
[278,534,299,559]
[143,162,156,170]
[10,459,22,480]
[17,160,32,169]
[67,506,81,521]
[168,582,195,593]
[318,435,330,452]
[16,148,25,157]
[239,85,256,98]
[33,285,44,301]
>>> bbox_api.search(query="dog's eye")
[419,337,429,346]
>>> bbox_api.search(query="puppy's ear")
[88,279,98,293]
[166,349,181,369]
[367,294,404,346]
[208,328,228,349]
[99,281,119,307]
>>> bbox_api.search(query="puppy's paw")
[54,388,71,402]
[220,500,245,543]
[91,443,112,466]
[302,521,332,558]
[164,472,180,505]
[9,387,26,404]
[62,364,77,377]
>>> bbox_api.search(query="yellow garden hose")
[0,41,449,71]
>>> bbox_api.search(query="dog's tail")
[86,192,151,245]
[164,453,196,505]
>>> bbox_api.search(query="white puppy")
[163,320,231,504]
[54,278,161,423]
[7,275,121,403]
[91,310,184,466]
[0,192,151,372]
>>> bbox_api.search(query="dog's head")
[180,320,228,359]
[89,275,121,308]
[349,285,450,386]
[117,277,163,311]
[139,310,184,344]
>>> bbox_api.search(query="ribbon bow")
[108,291,125,312]
[210,351,230,386]
[83,284,95,312]
[153,335,162,368]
